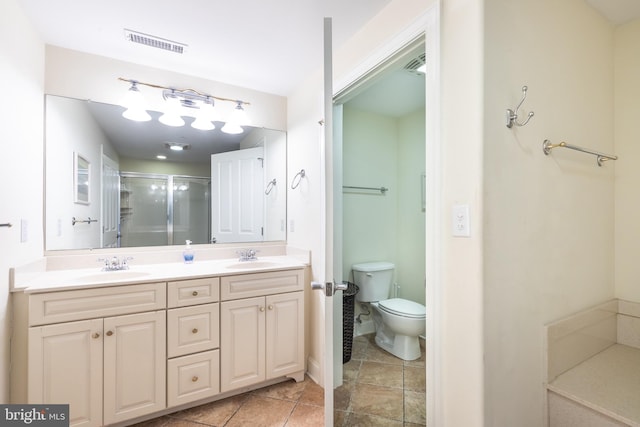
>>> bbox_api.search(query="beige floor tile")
[333,380,355,411]
[404,390,426,425]
[130,416,172,427]
[364,341,405,365]
[225,395,295,427]
[163,419,206,427]
[167,394,246,425]
[285,403,324,426]
[253,378,307,401]
[334,410,349,427]
[403,366,426,392]
[350,336,370,360]
[342,359,362,382]
[348,412,403,426]
[358,361,403,388]
[299,380,324,407]
[350,383,403,421]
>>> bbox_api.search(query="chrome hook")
[506,86,534,128]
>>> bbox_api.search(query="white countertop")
[548,344,640,426]
[14,255,308,294]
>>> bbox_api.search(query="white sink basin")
[224,261,281,270]
[71,271,151,283]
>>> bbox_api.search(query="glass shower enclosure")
[119,173,210,247]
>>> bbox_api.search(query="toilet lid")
[378,298,426,318]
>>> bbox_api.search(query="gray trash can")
[342,281,359,363]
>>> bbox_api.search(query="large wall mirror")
[45,95,287,251]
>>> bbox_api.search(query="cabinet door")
[28,319,103,427]
[266,291,305,378]
[220,297,265,392]
[103,311,166,425]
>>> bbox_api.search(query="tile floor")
[131,333,426,427]
[334,333,426,426]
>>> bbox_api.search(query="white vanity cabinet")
[166,277,220,407]
[220,270,305,393]
[27,283,167,427]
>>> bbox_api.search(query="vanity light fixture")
[220,102,247,135]
[121,81,152,122]
[118,77,250,134]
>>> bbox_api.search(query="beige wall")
[0,0,45,402]
[483,0,615,425]
[614,18,640,302]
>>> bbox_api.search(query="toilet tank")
[352,262,395,302]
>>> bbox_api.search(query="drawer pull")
[106,331,114,336]
[268,305,274,310]
[260,306,265,312]
[192,291,198,296]
[92,332,100,339]
[192,376,199,382]
[192,328,198,334]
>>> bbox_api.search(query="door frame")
[326,3,442,425]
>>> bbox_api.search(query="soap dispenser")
[183,240,194,264]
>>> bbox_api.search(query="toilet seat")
[378,298,426,319]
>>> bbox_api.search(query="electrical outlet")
[452,204,470,237]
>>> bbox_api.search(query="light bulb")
[159,95,185,127]
[121,83,151,122]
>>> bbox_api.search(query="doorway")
[332,41,427,425]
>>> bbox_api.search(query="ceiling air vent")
[124,29,187,54]
[404,53,426,76]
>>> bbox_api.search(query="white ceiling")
[585,0,640,25]
[18,0,391,97]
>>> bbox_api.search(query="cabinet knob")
[268,305,274,310]
[92,332,100,339]
[192,328,198,334]
[192,291,198,296]
[192,376,198,382]
[260,306,265,312]
[106,331,114,336]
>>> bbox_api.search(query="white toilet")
[353,262,426,361]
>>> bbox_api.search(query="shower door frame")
[119,172,210,247]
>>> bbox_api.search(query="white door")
[211,147,264,243]
[101,154,119,248]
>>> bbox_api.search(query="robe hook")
[506,85,535,128]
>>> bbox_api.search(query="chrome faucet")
[98,256,133,271]
[236,249,258,262]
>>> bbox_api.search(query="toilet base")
[374,330,422,361]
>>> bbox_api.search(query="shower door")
[120,174,169,247]
[120,173,210,247]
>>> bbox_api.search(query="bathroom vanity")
[11,254,308,427]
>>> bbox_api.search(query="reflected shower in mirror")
[45,95,287,251]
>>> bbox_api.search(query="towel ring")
[291,169,305,189]
[264,179,276,195]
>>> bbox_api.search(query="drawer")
[167,350,220,407]
[221,269,304,300]
[29,283,166,326]
[168,277,219,308]
[167,303,219,358]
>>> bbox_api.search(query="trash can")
[342,281,359,364]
